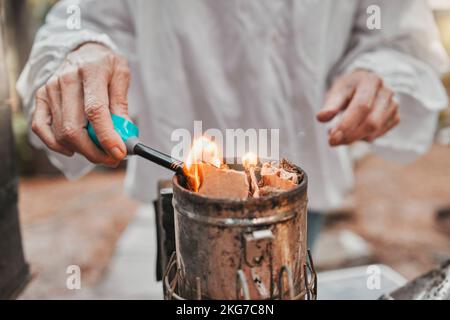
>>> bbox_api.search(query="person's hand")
[316,69,400,146]
[31,42,130,166]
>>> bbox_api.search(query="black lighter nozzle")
[133,143,184,175]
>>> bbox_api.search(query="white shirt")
[17,0,449,211]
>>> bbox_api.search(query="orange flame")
[242,152,258,169]
[183,136,222,192]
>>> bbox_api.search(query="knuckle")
[115,55,129,67]
[58,71,78,86]
[117,55,128,64]
[44,83,51,93]
[341,136,353,145]
[384,88,394,101]
[365,119,379,132]
[98,134,114,147]
[368,73,382,86]
[117,65,130,79]
[46,76,59,91]
[35,86,47,100]
[113,56,130,77]
[80,62,101,78]
[351,70,364,80]
[106,52,115,61]
[60,125,79,141]
[31,119,40,134]
[46,141,62,152]
[336,123,350,134]
[85,101,107,119]
[330,77,343,89]
[61,150,75,158]
[102,52,116,66]
[358,103,371,113]
[375,77,383,87]
[79,63,91,74]
[112,101,129,114]
[392,101,399,110]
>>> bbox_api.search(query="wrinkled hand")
[32,42,130,166]
[317,69,400,146]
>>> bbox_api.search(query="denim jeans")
[307,210,324,251]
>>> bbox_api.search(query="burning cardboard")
[198,163,249,200]
[182,137,302,199]
[260,162,297,191]
[184,157,302,199]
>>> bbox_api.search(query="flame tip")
[242,152,258,169]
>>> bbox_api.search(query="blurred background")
[1,0,450,299]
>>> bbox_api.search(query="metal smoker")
[164,163,317,300]
[87,116,315,299]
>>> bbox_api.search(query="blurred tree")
[6,0,30,69]
[5,0,61,176]
[0,0,30,299]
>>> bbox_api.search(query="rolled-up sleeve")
[16,0,134,178]
[335,0,449,163]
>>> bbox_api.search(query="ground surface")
[348,144,450,279]
[18,170,138,299]
[16,145,450,299]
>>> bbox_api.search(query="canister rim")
[172,164,308,207]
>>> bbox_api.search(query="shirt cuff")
[371,93,440,163]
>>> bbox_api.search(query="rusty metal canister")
[171,165,309,300]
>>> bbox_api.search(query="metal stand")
[164,250,317,300]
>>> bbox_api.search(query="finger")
[340,86,393,144]
[317,80,355,122]
[109,56,130,119]
[81,64,127,160]
[45,75,63,128]
[330,74,382,144]
[32,87,74,156]
[58,65,117,165]
[59,65,86,127]
[57,65,86,149]
[383,112,400,135]
[366,100,400,141]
